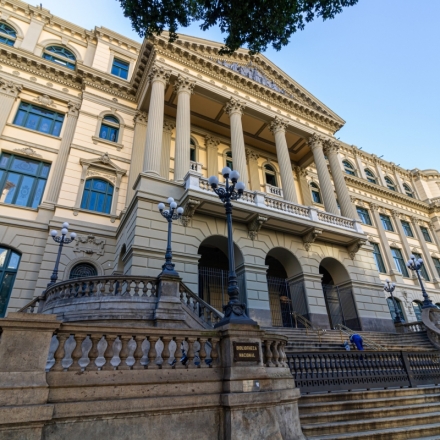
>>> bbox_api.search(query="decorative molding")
[174,74,196,94]
[308,133,325,150]
[134,111,148,125]
[247,215,268,241]
[245,148,259,162]
[347,239,367,260]
[302,227,323,251]
[224,97,246,116]
[74,235,106,256]
[163,120,175,134]
[33,94,56,108]
[269,116,288,134]
[12,147,42,158]
[67,100,81,117]
[181,198,201,227]
[148,64,171,85]
[205,135,220,149]
[323,139,340,155]
[0,78,22,97]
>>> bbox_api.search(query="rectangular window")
[401,220,414,237]
[380,214,394,232]
[13,102,64,136]
[356,207,372,225]
[413,252,430,281]
[433,257,440,278]
[0,153,50,208]
[111,58,129,80]
[372,243,386,273]
[420,226,432,242]
[391,248,409,277]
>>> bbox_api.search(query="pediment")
[80,153,126,175]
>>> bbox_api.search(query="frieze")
[74,235,106,256]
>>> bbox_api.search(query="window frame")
[372,242,386,273]
[225,150,233,170]
[356,207,372,225]
[342,160,356,176]
[99,115,120,143]
[384,176,397,191]
[432,257,440,278]
[387,297,405,322]
[403,183,414,198]
[92,112,125,150]
[420,226,432,242]
[412,252,430,281]
[263,164,278,187]
[0,246,21,317]
[380,214,394,232]
[0,21,17,46]
[391,247,409,277]
[80,177,114,215]
[365,168,377,184]
[42,45,76,70]
[413,301,423,321]
[310,182,322,204]
[401,220,414,237]
[111,57,130,80]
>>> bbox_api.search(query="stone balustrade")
[264,196,310,218]
[190,161,203,173]
[396,321,426,333]
[263,333,288,367]
[316,211,356,229]
[265,183,283,198]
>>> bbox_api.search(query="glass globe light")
[50,230,58,237]
[70,232,77,239]
[235,181,245,192]
[158,203,165,211]
[177,207,184,215]
[230,170,240,182]
[221,166,232,177]
[167,197,174,204]
[208,175,219,187]
[61,228,68,235]
[170,201,177,209]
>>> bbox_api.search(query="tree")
[118,0,359,54]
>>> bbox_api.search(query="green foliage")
[118,0,358,54]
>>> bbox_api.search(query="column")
[224,98,249,185]
[269,117,298,203]
[294,166,312,206]
[352,147,366,179]
[372,156,387,186]
[205,135,220,177]
[246,148,260,191]
[126,111,148,203]
[390,210,412,262]
[0,80,22,134]
[44,101,81,205]
[324,140,355,218]
[308,134,338,214]
[160,120,175,179]
[143,65,171,175]
[392,165,406,194]
[174,75,196,182]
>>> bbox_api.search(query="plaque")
[233,342,260,362]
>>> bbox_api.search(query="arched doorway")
[387,297,405,322]
[198,236,246,312]
[265,248,308,327]
[320,258,361,330]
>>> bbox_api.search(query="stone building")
[1,0,440,333]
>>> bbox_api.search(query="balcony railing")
[265,184,283,198]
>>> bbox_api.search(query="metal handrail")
[335,323,385,350]
[17,296,43,313]
[291,312,326,343]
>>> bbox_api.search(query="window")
[225,151,233,170]
[372,243,386,273]
[0,247,21,317]
[387,297,405,322]
[99,115,120,142]
[365,168,377,184]
[310,182,322,204]
[401,220,414,237]
[0,22,16,46]
[0,153,50,208]
[420,226,432,242]
[412,252,430,281]
[80,178,114,214]
[391,248,409,277]
[403,183,414,198]
[69,262,98,279]
[13,102,64,136]
[385,176,396,191]
[413,301,422,321]
[42,45,76,70]
[264,164,277,186]
[342,160,356,176]
[190,138,196,162]
[433,257,440,278]
[111,58,129,79]
[380,214,394,232]
[356,207,372,225]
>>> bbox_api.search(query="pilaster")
[246,148,260,191]
[160,120,175,179]
[294,166,312,206]
[205,135,220,178]
[0,79,22,134]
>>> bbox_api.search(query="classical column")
[0,80,22,134]
[224,98,249,185]
[44,101,81,205]
[269,117,298,203]
[246,148,260,191]
[324,140,355,218]
[174,75,196,182]
[160,120,175,180]
[352,146,366,179]
[391,210,412,262]
[143,65,171,175]
[126,111,148,203]
[205,135,220,178]
[308,134,338,214]
[392,165,406,194]
[371,156,387,186]
[294,166,312,206]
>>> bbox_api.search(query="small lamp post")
[49,222,76,286]
[406,254,435,308]
[384,279,404,324]
[158,197,184,277]
[208,167,257,327]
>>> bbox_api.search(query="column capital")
[293,165,307,177]
[245,148,259,162]
[134,111,148,125]
[0,79,22,98]
[174,74,196,95]
[163,119,175,134]
[390,209,401,219]
[67,101,81,117]
[323,139,340,156]
[224,97,246,116]
[148,65,171,86]
[269,116,288,134]
[204,134,220,149]
[369,202,379,212]
[308,132,325,150]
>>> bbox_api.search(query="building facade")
[1,0,440,332]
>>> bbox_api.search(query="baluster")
[90,280,97,297]
[102,335,117,370]
[51,334,68,372]
[329,354,336,377]
[299,356,306,380]
[133,280,140,297]
[69,334,85,371]
[334,354,341,377]
[271,341,280,367]
[147,336,159,369]
[279,341,287,367]
[108,279,115,296]
[86,335,101,371]
[174,337,185,369]
[324,354,331,378]
[199,338,207,368]
[161,337,172,369]
[118,335,132,370]
[132,335,146,370]
[210,338,219,367]
[186,338,196,368]
[264,340,274,367]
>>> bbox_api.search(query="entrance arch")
[319,257,361,330]
[265,247,308,327]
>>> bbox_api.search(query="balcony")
[265,184,283,198]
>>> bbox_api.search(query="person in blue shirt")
[350,334,364,350]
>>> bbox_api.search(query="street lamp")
[49,222,76,286]
[208,167,257,327]
[406,254,435,308]
[158,197,184,276]
[383,279,404,324]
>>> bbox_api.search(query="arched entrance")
[198,236,246,312]
[265,248,308,327]
[320,258,361,330]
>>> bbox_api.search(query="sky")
[39,0,440,171]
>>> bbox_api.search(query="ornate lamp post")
[383,279,404,324]
[158,197,184,276]
[208,167,257,327]
[49,222,76,286]
[406,254,435,308]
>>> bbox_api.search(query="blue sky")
[42,0,439,171]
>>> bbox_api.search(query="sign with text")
[233,342,260,362]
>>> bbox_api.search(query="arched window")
[385,176,396,191]
[413,300,423,321]
[342,160,356,176]
[69,262,98,279]
[42,45,76,70]
[387,297,405,323]
[80,178,114,214]
[190,138,196,162]
[0,247,21,317]
[225,151,233,170]
[365,168,377,184]
[264,164,277,187]
[0,22,16,46]
[310,182,322,204]
[99,115,120,142]
[403,183,414,198]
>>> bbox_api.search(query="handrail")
[396,321,426,333]
[291,312,326,343]
[335,323,385,351]
[17,296,43,313]
[422,308,440,350]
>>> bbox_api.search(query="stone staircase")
[299,386,440,439]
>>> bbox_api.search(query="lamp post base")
[214,303,258,328]
[422,299,436,309]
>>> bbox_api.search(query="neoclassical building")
[1,0,440,332]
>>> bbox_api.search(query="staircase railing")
[291,312,326,343]
[335,323,385,350]
[396,321,426,333]
[422,308,440,350]
[17,296,43,313]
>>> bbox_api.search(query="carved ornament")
[67,101,81,117]
[369,202,379,212]
[134,111,148,125]
[0,79,22,97]
[224,97,246,116]
[323,139,340,156]
[181,198,201,227]
[148,65,171,85]
[390,209,401,219]
[205,135,220,149]
[163,120,175,134]
[245,148,259,162]
[293,166,307,177]
[34,94,56,108]
[13,147,42,158]
[302,228,323,251]
[347,239,367,260]
[74,235,106,256]
[308,133,324,150]
[174,74,196,94]
[86,169,116,184]
[247,215,268,241]
[269,116,288,134]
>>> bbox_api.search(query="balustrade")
[265,184,283,198]
[317,211,355,229]
[263,334,288,368]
